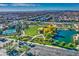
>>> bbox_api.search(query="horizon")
[0,3,79,12]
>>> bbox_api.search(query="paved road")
[26,21,79,24]
[1,37,79,56]
[28,45,79,56]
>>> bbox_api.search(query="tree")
[15,21,22,35]
[59,41,66,47]
[46,33,52,39]
[0,29,3,34]
[75,39,79,45]
[27,52,33,56]
[52,40,59,46]
[22,21,29,30]
[68,43,76,48]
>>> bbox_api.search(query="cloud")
[12,3,40,7]
[0,4,8,6]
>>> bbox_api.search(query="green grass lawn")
[6,25,77,50]
[24,25,40,36]
[6,35,18,40]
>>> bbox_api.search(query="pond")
[53,30,78,43]
[2,29,16,35]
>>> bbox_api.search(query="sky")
[0,3,79,11]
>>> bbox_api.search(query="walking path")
[31,34,45,40]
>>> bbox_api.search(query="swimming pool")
[2,29,16,35]
[53,30,78,43]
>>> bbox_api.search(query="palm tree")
[0,29,3,34]
[15,21,22,36]
[68,43,76,48]
[59,41,66,47]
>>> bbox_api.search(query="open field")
[24,26,40,36]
